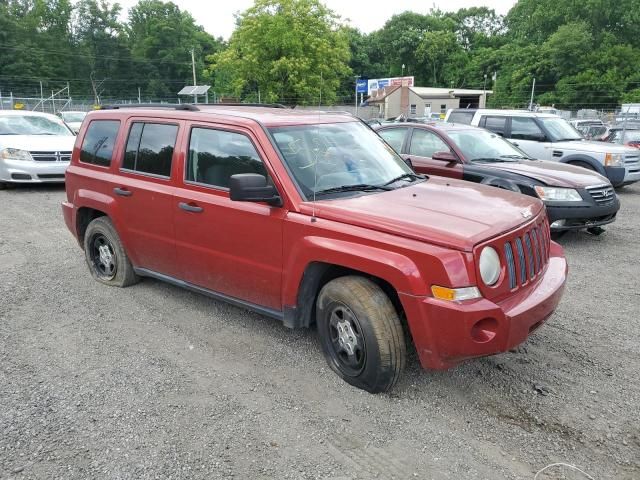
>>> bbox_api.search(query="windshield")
[448,129,529,162]
[61,112,86,123]
[0,115,73,136]
[538,117,582,141]
[269,121,415,199]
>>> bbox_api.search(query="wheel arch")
[559,154,605,175]
[283,261,405,329]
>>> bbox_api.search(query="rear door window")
[481,116,508,136]
[409,129,451,157]
[186,127,266,189]
[122,122,178,177]
[79,120,120,167]
[378,127,409,153]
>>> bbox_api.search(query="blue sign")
[356,79,368,94]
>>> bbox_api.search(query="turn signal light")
[431,285,482,302]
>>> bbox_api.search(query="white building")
[367,85,492,119]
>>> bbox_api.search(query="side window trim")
[119,120,179,180]
[183,124,269,192]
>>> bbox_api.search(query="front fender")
[283,236,425,305]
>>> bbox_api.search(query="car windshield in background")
[538,117,583,141]
[61,112,86,123]
[0,115,73,136]
[269,121,416,199]
[448,129,529,162]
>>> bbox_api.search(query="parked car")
[376,122,620,235]
[445,109,640,187]
[62,104,567,393]
[0,110,75,188]
[58,110,87,134]
[569,119,607,140]
[602,127,640,149]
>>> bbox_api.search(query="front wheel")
[316,276,406,393]
[83,216,139,287]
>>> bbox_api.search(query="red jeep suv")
[62,105,567,393]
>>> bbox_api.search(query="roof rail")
[99,103,199,111]
[203,103,288,109]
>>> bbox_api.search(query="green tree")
[208,0,351,105]
[128,0,224,98]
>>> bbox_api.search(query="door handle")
[114,187,132,197]
[179,202,203,213]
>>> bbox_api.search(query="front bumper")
[546,197,620,231]
[0,159,68,183]
[621,167,640,186]
[604,166,626,187]
[400,242,567,370]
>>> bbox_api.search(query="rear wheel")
[316,276,406,393]
[83,216,139,287]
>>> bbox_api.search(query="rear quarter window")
[447,111,475,125]
[79,120,120,167]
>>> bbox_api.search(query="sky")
[115,0,517,39]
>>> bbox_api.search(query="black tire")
[83,216,139,287]
[316,276,406,393]
[0,182,7,190]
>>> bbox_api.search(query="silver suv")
[445,109,640,187]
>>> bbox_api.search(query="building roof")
[411,87,493,98]
[367,85,492,103]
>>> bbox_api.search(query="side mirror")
[229,174,282,207]
[431,151,458,162]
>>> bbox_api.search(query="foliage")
[207,0,351,105]
[1,0,640,109]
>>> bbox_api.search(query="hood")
[487,160,610,188]
[0,135,76,153]
[555,139,637,155]
[300,177,543,252]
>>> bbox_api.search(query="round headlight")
[479,247,501,286]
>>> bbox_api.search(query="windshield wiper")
[314,183,393,196]
[500,154,528,160]
[555,138,582,142]
[382,172,425,186]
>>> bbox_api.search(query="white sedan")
[0,110,76,187]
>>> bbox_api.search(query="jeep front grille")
[503,218,550,291]
[30,151,72,162]
[586,184,615,205]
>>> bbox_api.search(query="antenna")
[311,72,323,223]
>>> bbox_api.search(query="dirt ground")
[0,183,638,479]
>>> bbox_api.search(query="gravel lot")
[1,183,639,480]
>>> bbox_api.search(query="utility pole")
[401,64,405,78]
[191,48,197,104]
[40,81,44,112]
[528,77,536,111]
[354,75,360,116]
